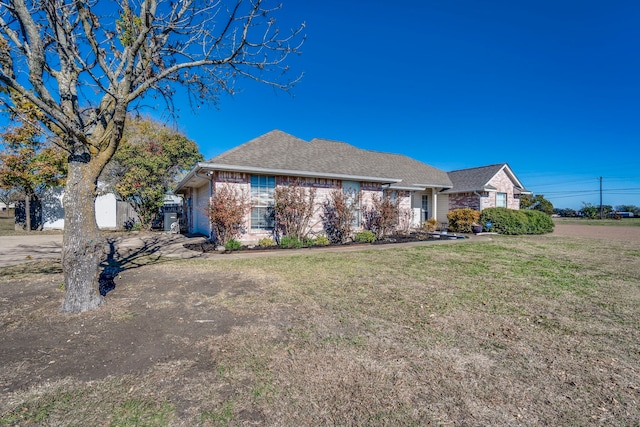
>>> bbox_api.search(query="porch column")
[431,188,438,221]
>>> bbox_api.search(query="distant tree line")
[553,204,639,219]
[519,193,638,219]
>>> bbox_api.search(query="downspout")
[473,191,482,211]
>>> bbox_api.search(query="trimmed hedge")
[479,207,554,235]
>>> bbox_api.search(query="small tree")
[322,189,358,244]
[0,101,67,230]
[207,184,250,245]
[100,117,203,228]
[580,203,599,219]
[0,188,18,217]
[520,194,554,215]
[273,180,317,240]
[362,193,399,239]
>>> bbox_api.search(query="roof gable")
[444,163,528,193]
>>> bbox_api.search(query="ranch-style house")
[175,130,530,243]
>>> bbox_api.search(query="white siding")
[95,193,117,229]
[436,194,449,223]
[42,191,120,230]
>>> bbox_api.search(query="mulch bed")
[183,231,443,253]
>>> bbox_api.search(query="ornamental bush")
[447,208,480,233]
[313,235,330,246]
[354,230,376,243]
[208,184,250,245]
[362,194,399,239]
[322,189,357,244]
[273,180,317,241]
[479,207,554,235]
[258,237,276,247]
[279,236,304,249]
[224,239,243,251]
[423,218,439,232]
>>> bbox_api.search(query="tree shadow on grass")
[99,235,171,296]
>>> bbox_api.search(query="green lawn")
[0,216,14,233]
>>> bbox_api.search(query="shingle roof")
[443,163,520,193]
[206,130,452,189]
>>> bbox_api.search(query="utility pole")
[599,176,603,219]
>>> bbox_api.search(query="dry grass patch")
[1,235,639,425]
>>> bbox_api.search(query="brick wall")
[487,169,520,210]
[448,168,521,212]
[449,193,481,211]
[211,174,390,243]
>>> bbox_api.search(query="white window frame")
[496,192,507,208]
[343,181,361,228]
[421,194,429,222]
[250,175,275,230]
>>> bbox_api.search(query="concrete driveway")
[0,233,207,267]
[0,234,64,267]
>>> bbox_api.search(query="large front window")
[251,175,275,229]
[496,192,507,208]
[343,181,360,228]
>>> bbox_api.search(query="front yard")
[1,228,639,425]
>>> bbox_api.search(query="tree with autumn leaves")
[0,101,66,230]
[1,113,201,230]
[100,117,202,229]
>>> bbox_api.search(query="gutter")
[198,162,403,185]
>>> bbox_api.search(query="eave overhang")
[176,162,405,192]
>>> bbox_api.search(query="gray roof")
[444,163,528,194]
[204,130,452,190]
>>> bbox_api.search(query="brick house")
[443,164,530,211]
[175,131,528,242]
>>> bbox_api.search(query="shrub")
[480,207,554,235]
[258,237,276,247]
[354,230,376,243]
[274,181,317,240]
[322,189,358,244]
[447,208,480,233]
[522,210,555,234]
[279,236,304,249]
[224,239,242,251]
[362,194,399,239]
[423,217,439,232]
[125,221,142,232]
[207,184,250,245]
[480,208,526,235]
[313,235,330,246]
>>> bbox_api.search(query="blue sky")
[163,0,640,210]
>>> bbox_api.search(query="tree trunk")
[24,193,31,232]
[61,156,105,313]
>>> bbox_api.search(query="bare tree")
[0,187,18,217]
[0,0,304,313]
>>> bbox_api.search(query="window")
[343,181,360,227]
[496,192,507,208]
[251,175,275,229]
[421,194,429,222]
